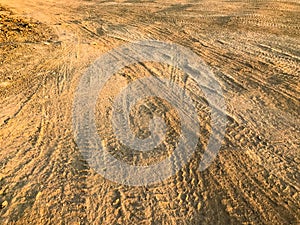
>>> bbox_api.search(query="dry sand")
[0,0,299,224]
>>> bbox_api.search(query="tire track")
[0,0,299,224]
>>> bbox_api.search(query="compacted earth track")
[0,0,299,224]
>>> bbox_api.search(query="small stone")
[197,202,201,210]
[36,192,42,200]
[1,200,8,208]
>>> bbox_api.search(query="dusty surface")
[0,0,299,224]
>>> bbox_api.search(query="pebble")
[1,200,8,208]
[36,192,42,200]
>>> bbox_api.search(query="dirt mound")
[0,6,55,43]
[0,6,59,97]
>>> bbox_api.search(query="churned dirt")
[0,0,299,224]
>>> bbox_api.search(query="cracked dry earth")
[0,0,299,224]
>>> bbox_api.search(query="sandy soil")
[0,0,299,224]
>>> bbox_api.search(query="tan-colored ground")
[0,0,299,224]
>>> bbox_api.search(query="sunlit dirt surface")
[0,1,299,224]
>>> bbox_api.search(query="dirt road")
[0,0,299,224]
